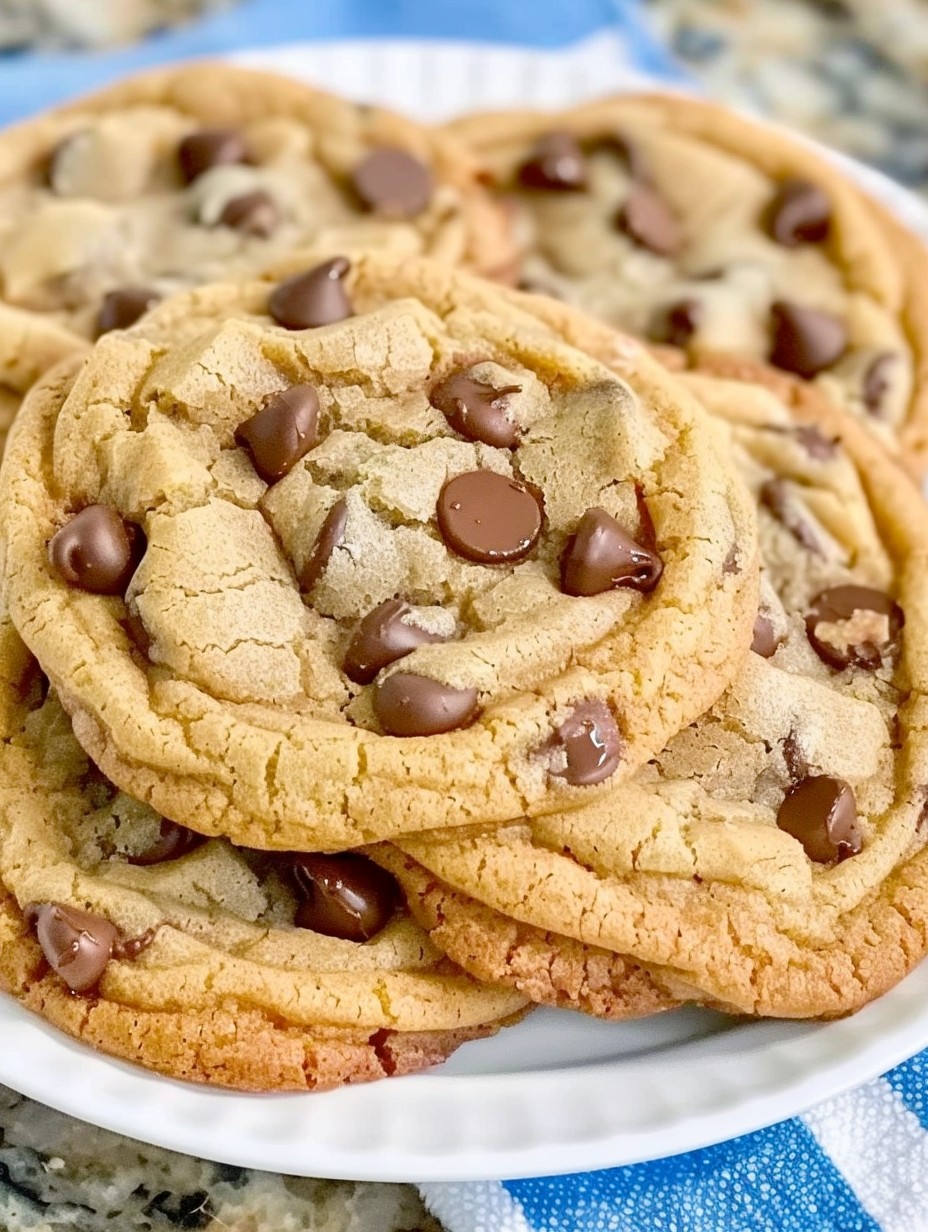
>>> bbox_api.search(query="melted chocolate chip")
[648,299,701,349]
[218,189,280,237]
[769,301,847,378]
[112,929,158,961]
[751,612,779,658]
[31,903,117,993]
[269,257,353,330]
[776,774,861,863]
[722,544,741,576]
[806,585,904,671]
[128,820,206,866]
[760,479,822,555]
[552,700,622,786]
[351,148,433,217]
[301,498,348,593]
[373,672,479,737]
[430,368,522,448]
[293,853,399,941]
[616,184,680,256]
[765,179,831,247]
[517,132,588,191]
[343,598,446,685]
[177,129,248,184]
[517,276,565,299]
[561,507,663,597]
[235,384,320,483]
[49,506,144,595]
[863,352,897,418]
[437,471,542,565]
[793,425,838,460]
[782,731,807,781]
[97,287,160,336]
[585,132,650,182]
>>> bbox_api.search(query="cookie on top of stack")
[0,66,925,1092]
[0,253,757,850]
[450,94,928,473]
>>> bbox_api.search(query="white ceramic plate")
[2,36,928,1183]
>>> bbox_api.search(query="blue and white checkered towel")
[4,3,928,1227]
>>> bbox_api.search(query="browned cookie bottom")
[0,889,521,1092]
[374,848,677,1021]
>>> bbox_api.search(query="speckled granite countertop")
[2,3,927,1229]
[0,1087,440,1231]
[646,0,928,194]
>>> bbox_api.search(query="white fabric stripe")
[803,1077,928,1232]
[419,1181,534,1232]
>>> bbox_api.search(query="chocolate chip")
[269,257,353,330]
[585,132,650,182]
[97,287,160,335]
[177,129,248,184]
[343,598,446,685]
[437,471,542,565]
[863,352,897,418]
[49,506,144,595]
[723,544,741,576]
[430,368,522,448]
[616,184,680,256]
[648,299,701,349]
[561,507,663,597]
[31,903,117,993]
[793,425,838,460]
[751,612,779,658]
[769,301,847,378]
[517,276,564,299]
[218,189,280,237]
[782,731,807,780]
[765,179,831,247]
[127,820,206,866]
[373,672,479,737]
[112,929,157,962]
[235,384,320,484]
[301,498,348,593]
[516,132,588,191]
[351,148,433,217]
[776,774,861,863]
[552,700,622,786]
[760,479,823,555]
[806,584,904,671]
[292,853,399,941]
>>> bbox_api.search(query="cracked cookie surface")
[390,366,928,1019]
[0,63,510,340]
[0,252,757,849]
[451,94,928,473]
[0,683,527,1091]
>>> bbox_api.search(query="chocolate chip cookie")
[451,94,928,473]
[0,63,510,339]
[0,685,527,1090]
[0,252,757,850]
[387,365,928,1020]
[0,303,85,450]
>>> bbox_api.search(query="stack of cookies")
[0,63,924,1091]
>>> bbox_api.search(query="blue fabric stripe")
[503,1118,880,1232]
[885,1052,928,1132]
[0,0,669,126]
